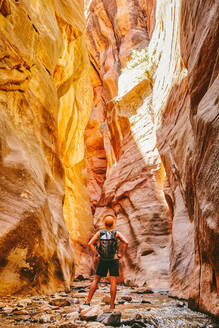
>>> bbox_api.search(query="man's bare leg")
[85,275,101,304]
[109,276,117,310]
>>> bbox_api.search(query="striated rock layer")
[85,0,170,289]
[149,0,219,317]
[0,0,92,294]
[85,0,219,316]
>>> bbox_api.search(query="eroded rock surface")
[0,0,92,295]
[85,0,219,317]
[85,0,154,101]
[84,68,107,211]
[85,0,170,289]
[149,0,219,317]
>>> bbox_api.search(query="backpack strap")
[99,229,106,238]
[99,229,116,237]
[111,230,118,251]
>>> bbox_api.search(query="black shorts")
[96,259,119,277]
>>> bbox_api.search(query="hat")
[102,214,116,230]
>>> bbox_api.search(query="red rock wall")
[150,0,219,317]
[85,0,170,289]
[86,0,154,100]
[85,67,107,211]
[85,0,219,316]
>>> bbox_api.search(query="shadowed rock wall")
[149,0,219,317]
[0,0,92,295]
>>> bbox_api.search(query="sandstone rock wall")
[94,88,170,288]
[85,0,170,289]
[85,0,218,316]
[86,0,154,102]
[84,66,107,211]
[0,0,92,294]
[149,0,219,316]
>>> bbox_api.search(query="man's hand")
[88,231,101,257]
[116,231,128,259]
[93,254,100,265]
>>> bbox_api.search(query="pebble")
[97,311,121,326]
[0,278,217,328]
[176,301,185,307]
[59,324,78,328]
[135,314,142,320]
[86,322,105,328]
[134,287,154,294]
[80,305,103,320]
[11,308,29,315]
[72,297,80,304]
[131,323,146,328]
[49,299,71,307]
[75,274,87,281]
[121,296,132,302]
[102,295,111,304]
[141,299,152,304]
[64,311,80,321]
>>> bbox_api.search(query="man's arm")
[116,231,128,258]
[88,231,100,257]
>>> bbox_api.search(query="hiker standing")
[84,214,128,310]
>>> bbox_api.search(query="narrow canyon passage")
[0,0,218,326]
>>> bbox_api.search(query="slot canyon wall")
[85,0,170,289]
[0,0,217,318]
[85,0,219,316]
[151,0,219,316]
[0,0,93,295]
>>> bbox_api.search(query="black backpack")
[97,229,117,260]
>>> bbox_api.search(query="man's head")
[102,214,116,230]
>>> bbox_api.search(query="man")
[84,214,128,310]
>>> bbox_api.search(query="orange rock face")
[85,0,170,289]
[150,0,219,317]
[0,0,92,295]
[85,67,107,211]
[86,0,152,101]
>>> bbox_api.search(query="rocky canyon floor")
[0,278,218,328]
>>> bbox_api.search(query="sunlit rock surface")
[149,0,219,316]
[0,0,92,295]
[85,0,154,101]
[84,66,107,211]
[55,1,93,276]
[85,0,170,289]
